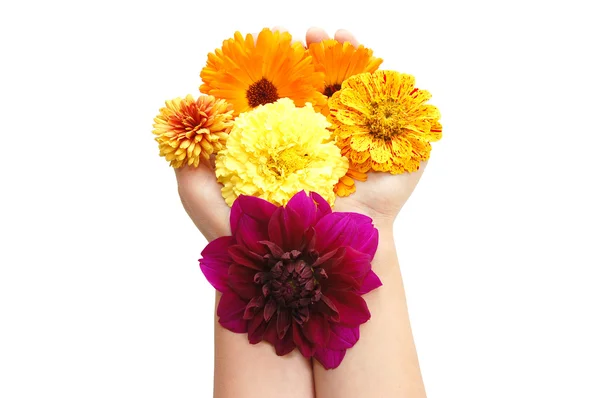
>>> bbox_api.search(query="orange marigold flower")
[152,94,233,168]
[200,29,326,116]
[328,70,442,174]
[308,39,383,99]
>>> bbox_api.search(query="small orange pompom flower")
[152,95,233,168]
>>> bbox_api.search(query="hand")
[334,165,427,227]
[176,27,426,241]
[306,27,427,227]
[175,162,231,241]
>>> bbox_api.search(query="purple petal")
[274,329,296,356]
[314,212,378,260]
[313,213,353,253]
[316,294,340,322]
[331,246,372,277]
[227,264,260,300]
[268,206,305,251]
[314,347,347,369]
[243,296,265,320]
[322,271,361,292]
[230,195,277,237]
[236,213,271,255]
[326,291,371,327]
[228,245,265,270]
[262,318,278,346]
[276,309,292,339]
[217,291,248,333]
[248,310,267,344]
[312,247,345,269]
[219,318,247,334]
[230,197,243,237]
[264,299,277,322]
[304,313,331,347]
[286,191,317,230]
[267,207,286,248]
[260,240,285,258]
[199,236,234,292]
[328,325,359,350]
[310,192,332,220]
[353,224,378,260]
[293,322,315,358]
[357,270,383,295]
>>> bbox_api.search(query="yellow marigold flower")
[152,95,233,168]
[215,98,348,207]
[308,39,383,99]
[200,29,326,116]
[328,70,442,174]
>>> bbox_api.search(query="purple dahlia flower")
[199,191,381,369]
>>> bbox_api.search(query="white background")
[1,0,599,397]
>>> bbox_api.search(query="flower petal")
[228,244,265,270]
[277,309,292,339]
[230,195,277,237]
[314,212,378,259]
[328,325,359,350]
[274,328,296,356]
[313,213,353,253]
[293,322,315,358]
[322,271,361,291]
[217,291,248,333]
[243,295,265,320]
[330,246,373,283]
[236,211,271,254]
[326,291,371,327]
[357,270,383,295]
[228,264,260,300]
[314,347,347,369]
[285,191,317,230]
[268,206,305,251]
[199,236,234,292]
[304,313,331,347]
[248,309,267,344]
[310,192,332,219]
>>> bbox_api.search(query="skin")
[175,27,427,398]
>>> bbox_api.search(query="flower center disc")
[323,83,342,97]
[269,147,309,176]
[368,99,405,139]
[246,78,280,107]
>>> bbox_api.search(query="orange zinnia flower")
[328,70,442,175]
[200,29,326,116]
[152,95,233,168]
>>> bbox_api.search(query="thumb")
[175,165,231,240]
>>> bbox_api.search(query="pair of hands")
[176,27,426,242]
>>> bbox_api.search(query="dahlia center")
[368,100,406,139]
[271,258,320,306]
[246,78,280,108]
[254,249,326,324]
[269,147,310,176]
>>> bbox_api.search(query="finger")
[174,165,231,238]
[334,29,359,47]
[306,27,330,47]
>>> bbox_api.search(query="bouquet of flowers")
[152,28,442,369]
